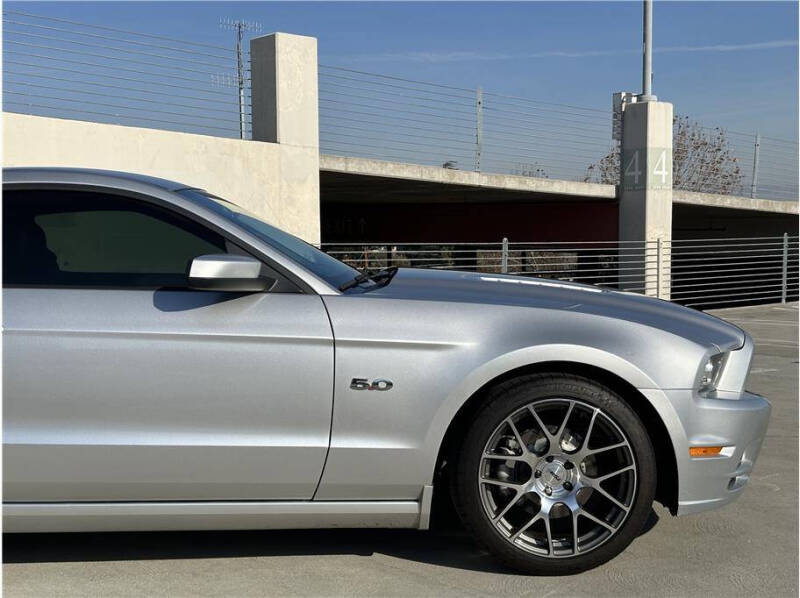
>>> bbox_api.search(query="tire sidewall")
[453,374,657,575]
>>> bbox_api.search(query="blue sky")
[6,1,799,138]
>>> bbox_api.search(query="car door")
[3,187,334,502]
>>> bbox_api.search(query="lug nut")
[544,486,552,496]
[545,455,554,463]
[564,461,574,470]
[534,470,542,478]
[563,481,573,491]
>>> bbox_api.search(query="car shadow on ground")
[3,528,507,572]
[3,510,659,573]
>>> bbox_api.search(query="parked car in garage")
[2,167,770,574]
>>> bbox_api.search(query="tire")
[452,373,656,575]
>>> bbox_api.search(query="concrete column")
[619,100,673,298]
[250,33,319,146]
[249,33,320,244]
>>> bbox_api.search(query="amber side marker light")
[689,446,724,457]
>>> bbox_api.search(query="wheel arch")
[432,360,679,521]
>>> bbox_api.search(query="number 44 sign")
[622,149,672,191]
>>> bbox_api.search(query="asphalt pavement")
[3,303,798,597]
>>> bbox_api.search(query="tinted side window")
[3,190,226,288]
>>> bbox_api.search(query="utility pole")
[639,0,656,102]
[220,18,262,139]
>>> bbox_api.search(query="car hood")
[363,268,745,351]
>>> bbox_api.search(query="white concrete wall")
[320,154,616,199]
[2,113,320,243]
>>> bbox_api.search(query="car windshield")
[180,189,359,289]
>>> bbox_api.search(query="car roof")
[2,167,200,193]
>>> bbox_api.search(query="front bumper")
[641,388,771,516]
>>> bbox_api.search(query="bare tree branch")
[583,115,743,195]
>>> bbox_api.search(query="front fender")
[315,297,694,501]
[421,343,663,481]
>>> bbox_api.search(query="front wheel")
[452,373,656,575]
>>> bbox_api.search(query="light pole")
[639,0,657,102]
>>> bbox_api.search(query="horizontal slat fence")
[322,235,798,309]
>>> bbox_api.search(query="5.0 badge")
[350,378,393,391]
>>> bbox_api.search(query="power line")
[4,9,237,53]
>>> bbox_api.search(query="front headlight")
[698,352,728,396]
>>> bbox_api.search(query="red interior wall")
[322,201,619,243]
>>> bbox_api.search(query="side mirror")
[187,254,274,293]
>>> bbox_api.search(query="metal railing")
[3,12,797,202]
[750,135,800,201]
[2,9,252,139]
[322,235,799,309]
[318,67,798,200]
[318,64,614,182]
[671,235,799,308]
[672,125,799,201]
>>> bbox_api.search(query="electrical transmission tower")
[220,18,262,139]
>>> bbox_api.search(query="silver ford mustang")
[3,168,771,574]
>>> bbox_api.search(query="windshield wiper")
[339,266,398,291]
